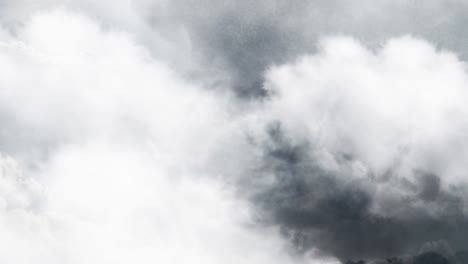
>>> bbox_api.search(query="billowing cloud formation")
[265,36,468,183]
[252,36,468,261]
[0,10,341,264]
[2,2,468,264]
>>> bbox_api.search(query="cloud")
[246,36,468,260]
[5,0,468,96]
[0,9,343,264]
[2,2,468,264]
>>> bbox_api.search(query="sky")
[1,1,468,263]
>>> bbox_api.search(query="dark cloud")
[417,172,441,202]
[245,123,468,261]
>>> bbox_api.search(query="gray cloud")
[250,124,468,260]
[166,0,468,95]
[237,36,468,262]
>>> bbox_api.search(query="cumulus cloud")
[2,1,468,264]
[264,36,468,183]
[250,36,468,260]
[0,9,341,264]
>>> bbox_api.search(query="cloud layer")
[5,0,468,96]
[2,1,468,264]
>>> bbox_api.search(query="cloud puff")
[251,36,468,260]
[265,36,468,183]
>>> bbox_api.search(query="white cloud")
[263,35,468,218]
[0,9,343,264]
